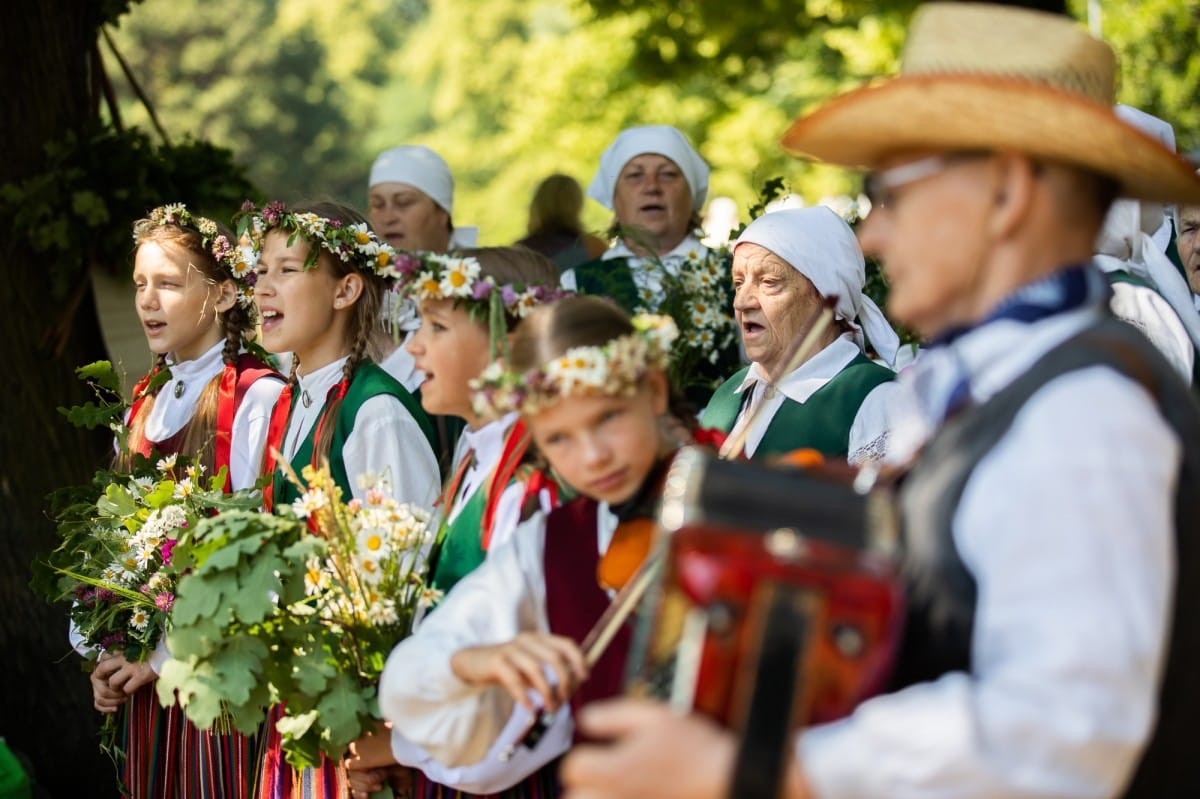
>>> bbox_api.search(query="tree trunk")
[0,2,121,797]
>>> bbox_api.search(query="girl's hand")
[449,632,588,714]
[90,654,128,713]
[105,657,158,696]
[345,719,400,771]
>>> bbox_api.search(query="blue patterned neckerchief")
[928,264,1111,420]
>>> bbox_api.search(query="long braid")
[313,310,372,466]
[178,301,254,477]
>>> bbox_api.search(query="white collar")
[295,356,351,407]
[734,334,861,404]
[457,412,520,471]
[164,339,225,387]
[144,340,226,442]
[601,234,706,264]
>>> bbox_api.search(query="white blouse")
[379,504,618,792]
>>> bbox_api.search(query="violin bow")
[718,296,838,461]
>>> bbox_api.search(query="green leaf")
[75,360,122,394]
[212,636,269,705]
[315,675,373,752]
[291,646,336,697]
[57,399,124,430]
[97,482,138,518]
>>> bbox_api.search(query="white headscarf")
[368,145,478,248]
[734,206,902,368]
[1096,107,1200,350]
[587,125,709,211]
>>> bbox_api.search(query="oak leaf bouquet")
[158,464,437,768]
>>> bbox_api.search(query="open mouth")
[260,309,282,330]
[639,203,666,215]
[741,321,765,336]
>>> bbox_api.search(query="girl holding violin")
[345,296,696,798]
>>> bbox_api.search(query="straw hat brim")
[782,74,1200,204]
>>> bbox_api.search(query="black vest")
[893,316,1200,798]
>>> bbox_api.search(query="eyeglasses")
[862,152,989,211]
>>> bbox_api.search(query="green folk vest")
[573,256,640,314]
[428,485,487,594]
[701,353,894,458]
[272,362,436,507]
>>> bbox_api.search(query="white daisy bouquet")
[35,360,261,663]
[634,245,740,396]
[159,464,436,768]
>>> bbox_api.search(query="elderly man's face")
[857,151,996,339]
[612,154,694,254]
[732,243,824,382]
[1177,204,1200,294]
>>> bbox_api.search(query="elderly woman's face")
[1177,204,1200,294]
[612,154,694,254]
[732,243,825,382]
[368,182,451,253]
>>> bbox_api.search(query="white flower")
[129,608,151,631]
[173,478,195,499]
[134,543,158,570]
[417,586,444,610]
[546,347,608,393]
[366,597,399,626]
[156,454,178,473]
[437,256,481,298]
[356,554,383,586]
[303,557,331,597]
[291,488,329,519]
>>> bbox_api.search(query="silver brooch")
[174,381,185,399]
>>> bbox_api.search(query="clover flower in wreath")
[133,203,258,309]
[237,200,397,279]
[470,313,679,418]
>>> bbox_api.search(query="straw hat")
[782,2,1200,204]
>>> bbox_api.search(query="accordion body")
[626,446,906,733]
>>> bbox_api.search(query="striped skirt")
[120,685,182,798]
[119,685,257,798]
[254,705,349,799]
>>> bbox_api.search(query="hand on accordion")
[560,697,815,799]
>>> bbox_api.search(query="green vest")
[701,354,894,458]
[272,362,436,507]
[573,256,640,314]
[428,485,488,594]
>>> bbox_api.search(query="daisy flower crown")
[389,251,572,322]
[237,200,395,280]
[133,203,257,308]
[469,313,679,419]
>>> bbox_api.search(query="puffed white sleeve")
[229,375,286,491]
[847,379,901,466]
[378,514,572,778]
[341,394,440,507]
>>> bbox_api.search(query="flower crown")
[389,251,571,321]
[238,200,395,279]
[470,313,679,419]
[133,203,257,308]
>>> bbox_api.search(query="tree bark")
[1,2,121,797]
